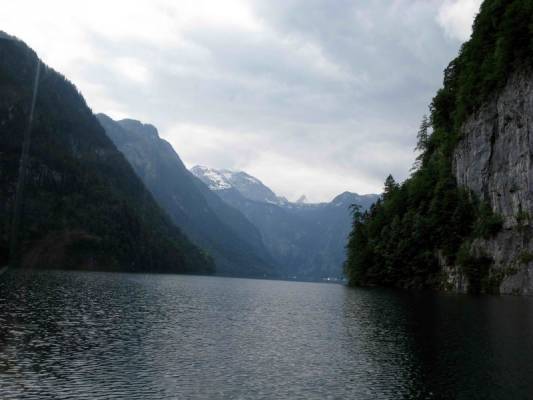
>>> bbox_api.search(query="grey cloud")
[63,1,469,201]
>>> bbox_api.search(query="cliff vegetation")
[345,0,533,292]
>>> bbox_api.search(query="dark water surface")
[1,270,533,399]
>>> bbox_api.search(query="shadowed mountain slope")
[97,114,276,277]
[0,33,213,274]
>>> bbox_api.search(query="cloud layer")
[1,0,481,201]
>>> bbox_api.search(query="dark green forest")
[0,34,214,274]
[344,0,533,292]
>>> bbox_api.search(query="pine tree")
[383,174,398,200]
[415,114,430,152]
[412,115,431,171]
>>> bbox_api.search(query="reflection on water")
[1,270,533,399]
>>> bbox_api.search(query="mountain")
[0,33,213,274]
[192,166,378,279]
[296,195,307,204]
[192,166,288,205]
[345,0,533,295]
[97,115,276,277]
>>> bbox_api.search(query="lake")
[1,270,532,399]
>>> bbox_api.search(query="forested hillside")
[0,33,214,274]
[345,0,533,292]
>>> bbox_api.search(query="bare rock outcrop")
[452,69,533,294]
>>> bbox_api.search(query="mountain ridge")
[97,114,277,278]
[192,165,289,205]
[0,33,214,274]
[192,165,376,207]
[191,165,379,279]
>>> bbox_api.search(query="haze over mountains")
[193,166,378,279]
[1,31,379,280]
[98,114,379,280]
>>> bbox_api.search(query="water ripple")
[1,270,533,399]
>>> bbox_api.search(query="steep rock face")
[453,69,533,294]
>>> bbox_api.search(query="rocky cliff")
[452,69,533,294]
[342,0,533,294]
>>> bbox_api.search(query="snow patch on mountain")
[192,165,288,205]
[191,165,379,210]
[191,166,232,190]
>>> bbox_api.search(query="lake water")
[1,270,533,399]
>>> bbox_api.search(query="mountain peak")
[191,166,232,190]
[296,195,307,204]
[0,31,18,42]
[118,118,159,139]
[97,113,160,141]
[191,166,286,205]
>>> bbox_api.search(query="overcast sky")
[2,0,481,202]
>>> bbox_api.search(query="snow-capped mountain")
[191,166,379,280]
[191,166,288,205]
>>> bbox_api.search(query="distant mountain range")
[96,115,379,280]
[192,166,379,279]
